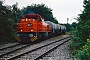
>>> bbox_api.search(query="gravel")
[40,40,73,60]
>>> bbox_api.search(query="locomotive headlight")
[16,34,20,37]
[28,23,32,27]
[29,34,33,37]
[31,30,33,31]
[21,30,22,32]
[26,18,28,21]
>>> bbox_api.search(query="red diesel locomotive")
[15,14,66,43]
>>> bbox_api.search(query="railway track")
[0,43,19,50]
[0,43,30,60]
[15,37,71,60]
[0,35,71,60]
[40,40,71,60]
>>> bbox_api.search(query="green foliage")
[80,0,90,21]
[77,20,90,41]
[70,0,90,60]
[76,39,90,60]
[72,22,77,29]
[11,2,23,22]
[22,3,58,23]
[76,0,90,41]
[64,23,74,32]
[0,0,15,44]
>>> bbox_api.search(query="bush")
[76,39,90,60]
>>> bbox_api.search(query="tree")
[77,0,90,41]
[0,0,15,43]
[70,0,90,59]
[64,23,73,32]
[12,2,23,22]
[22,3,58,23]
[71,22,77,29]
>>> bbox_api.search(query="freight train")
[15,14,66,43]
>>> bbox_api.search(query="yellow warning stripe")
[15,36,21,42]
[31,36,38,42]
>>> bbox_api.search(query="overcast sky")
[4,0,84,24]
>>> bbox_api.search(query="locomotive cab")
[24,14,42,21]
